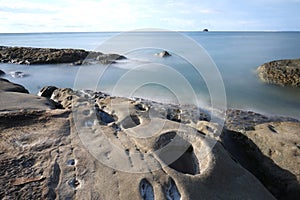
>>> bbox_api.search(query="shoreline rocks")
[257,59,300,87]
[0,46,126,65]
[1,81,299,199]
[0,78,29,93]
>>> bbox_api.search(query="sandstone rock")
[0,92,57,111]
[225,109,298,132]
[155,51,171,58]
[222,120,300,200]
[0,78,29,93]
[0,86,276,199]
[38,86,58,98]
[257,59,300,87]
[50,88,75,109]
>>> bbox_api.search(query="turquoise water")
[0,32,300,119]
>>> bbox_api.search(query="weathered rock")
[225,109,298,132]
[223,117,300,199]
[203,29,209,32]
[155,50,171,58]
[50,88,75,109]
[0,85,276,199]
[257,59,300,87]
[0,70,5,76]
[0,78,29,93]
[0,92,57,112]
[38,86,58,98]
[0,109,72,199]
[0,46,126,65]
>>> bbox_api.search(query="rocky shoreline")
[257,58,300,87]
[0,78,299,199]
[0,46,126,65]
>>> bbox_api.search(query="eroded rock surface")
[223,111,300,200]
[3,82,300,199]
[257,59,300,87]
[0,83,279,200]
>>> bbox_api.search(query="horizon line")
[1,30,300,34]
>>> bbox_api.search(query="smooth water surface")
[0,31,299,119]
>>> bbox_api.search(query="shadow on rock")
[221,129,300,200]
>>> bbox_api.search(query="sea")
[0,31,300,119]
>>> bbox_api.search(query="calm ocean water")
[0,31,300,119]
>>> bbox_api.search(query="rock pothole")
[68,178,80,189]
[153,131,177,150]
[66,159,76,166]
[165,178,181,200]
[135,103,148,112]
[95,105,116,125]
[168,145,199,175]
[139,179,154,200]
[121,114,141,129]
[157,138,200,175]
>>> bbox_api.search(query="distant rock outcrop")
[155,50,171,58]
[257,59,300,87]
[0,46,126,65]
[203,29,209,32]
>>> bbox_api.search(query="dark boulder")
[0,70,5,76]
[38,86,58,98]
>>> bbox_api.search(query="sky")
[0,0,300,33]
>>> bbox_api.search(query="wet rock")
[96,54,126,65]
[71,60,84,66]
[0,46,126,65]
[38,86,58,98]
[155,50,171,58]
[9,71,27,78]
[0,78,29,93]
[0,70,5,76]
[257,59,300,87]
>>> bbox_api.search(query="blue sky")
[0,0,300,32]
